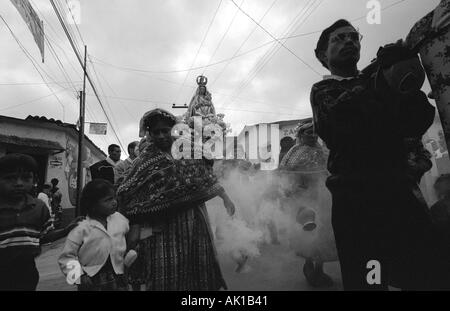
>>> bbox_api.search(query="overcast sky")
[0,0,439,157]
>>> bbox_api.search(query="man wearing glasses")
[310,19,450,290]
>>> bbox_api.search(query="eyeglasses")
[330,32,363,43]
[150,127,172,136]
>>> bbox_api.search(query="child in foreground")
[0,154,79,291]
[59,179,134,291]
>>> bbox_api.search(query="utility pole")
[50,0,126,153]
[76,45,87,216]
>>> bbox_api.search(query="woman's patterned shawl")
[278,142,328,174]
[279,119,327,174]
[117,141,223,223]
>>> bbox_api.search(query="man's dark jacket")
[310,73,435,183]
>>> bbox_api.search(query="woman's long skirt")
[128,203,227,291]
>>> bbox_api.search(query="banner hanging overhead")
[89,123,108,135]
[10,0,45,62]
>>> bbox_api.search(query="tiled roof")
[0,133,65,152]
[0,115,106,157]
[25,115,106,157]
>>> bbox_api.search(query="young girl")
[59,179,134,291]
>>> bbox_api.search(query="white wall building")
[0,115,106,224]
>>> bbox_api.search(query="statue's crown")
[196,75,208,86]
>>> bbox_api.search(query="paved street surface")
[36,238,342,291]
[36,239,74,291]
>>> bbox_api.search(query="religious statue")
[184,75,229,137]
[187,75,216,120]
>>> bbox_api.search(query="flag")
[10,0,45,62]
[89,123,108,135]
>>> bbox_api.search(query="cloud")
[0,0,439,153]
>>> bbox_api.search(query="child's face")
[0,170,34,201]
[94,190,117,217]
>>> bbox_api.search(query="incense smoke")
[206,164,337,275]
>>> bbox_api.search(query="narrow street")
[36,238,342,291]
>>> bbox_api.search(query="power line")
[45,35,79,96]
[82,63,305,112]
[45,33,82,80]
[280,0,409,40]
[84,91,303,116]
[56,0,82,57]
[60,0,136,147]
[0,88,71,111]
[85,92,171,105]
[230,0,321,76]
[89,31,314,75]
[59,0,139,149]
[30,0,81,96]
[202,0,244,77]
[0,15,69,91]
[63,0,86,46]
[89,38,285,75]
[230,0,319,94]
[0,81,81,86]
[85,102,111,149]
[36,6,83,80]
[90,65,136,121]
[87,55,127,146]
[223,0,320,109]
[88,0,409,77]
[0,15,68,120]
[173,0,224,104]
[227,0,323,104]
[49,0,126,152]
[87,59,306,112]
[210,0,279,88]
[0,87,70,112]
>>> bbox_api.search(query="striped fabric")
[0,227,41,248]
[127,204,227,291]
[0,195,50,266]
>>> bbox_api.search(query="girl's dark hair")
[0,153,38,176]
[80,179,115,216]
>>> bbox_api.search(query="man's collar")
[323,71,361,81]
[106,157,119,167]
